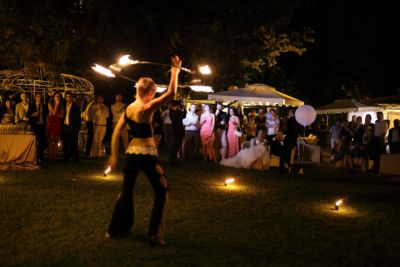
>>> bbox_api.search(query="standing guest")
[200,104,216,162]
[371,112,388,172]
[0,99,15,123]
[62,92,81,163]
[46,92,64,162]
[349,115,358,133]
[162,103,173,152]
[316,117,329,148]
[285,109,301,163]
[373,112,388,154]
[388,119,400,154]
[168,100,185,165]
[214,102,229,161]
[266,109,280,142]
[27,93,47,165]
[255,108,266,134]
[354,116,364,145]
[111,94,129,152]
[107,55,182,247]
[226,107,240,158]
[14,92,30,124]
[182,103,199,161]
[82,96,95,156]
[329,121,343,156]
[91,95,110,157]
[153,107,163,147]
[245,114,257,141]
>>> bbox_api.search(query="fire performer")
[107,55,182,247]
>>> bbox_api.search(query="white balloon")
[295,105,317,126]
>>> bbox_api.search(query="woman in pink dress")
[46,92,64,162]
[200,104,216,161]
[227,107,240,158]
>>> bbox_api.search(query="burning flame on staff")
[92,64,116,77]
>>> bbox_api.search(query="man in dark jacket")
[168,100,185,165]
[62,92,82,163]
[27,93,48,165]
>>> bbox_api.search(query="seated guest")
[270,131,291,172]
[220,129,270,170]
[0,100,15,123]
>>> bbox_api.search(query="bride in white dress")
[220,130,270,170]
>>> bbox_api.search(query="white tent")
[207,83,304,107]
[316,99,380,114]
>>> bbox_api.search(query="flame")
[189,85,214,93]
[335,199,343,206]
[118,55,138,66]
[92,64,116,77]
[104,166,111,176]
[224,178,235,185]
[198,65,212,75]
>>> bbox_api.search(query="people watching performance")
[62,92,81,163]
[182,103,199,161]
[47,92,64,162]
[91,95,110,158]
[111,93,129,152]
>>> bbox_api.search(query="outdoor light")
[156,86,167,93]
[198,65,212,75]
[335,199,343,210]
[104,166,111,177]
[189,85,214,93]
[224,178,236,186]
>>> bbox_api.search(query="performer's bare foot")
[149,237,166,247]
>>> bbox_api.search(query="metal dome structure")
[0,67,94,97]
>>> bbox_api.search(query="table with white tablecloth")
[0,134,39,170]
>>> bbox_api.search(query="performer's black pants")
[108,154,169,239]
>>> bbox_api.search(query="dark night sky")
[88,1,400,105]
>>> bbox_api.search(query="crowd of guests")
[1,92,399,174]
[327,113,400,172]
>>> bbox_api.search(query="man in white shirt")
[266,109,280,142]
[374,112,388,153]
[91,95,110,157]
[15,92,30,124]
[111,94,128,152]
[182,103,199,161]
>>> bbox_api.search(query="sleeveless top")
[124,111,153,138]
[124,111,157,156]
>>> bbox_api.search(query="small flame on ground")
[224,178,235,186]
[104,166,111,176]
[336,199,343,206]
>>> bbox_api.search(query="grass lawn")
[1,153,400,267]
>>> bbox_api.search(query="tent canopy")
[207,83,304,107]
[316,99,380,114]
